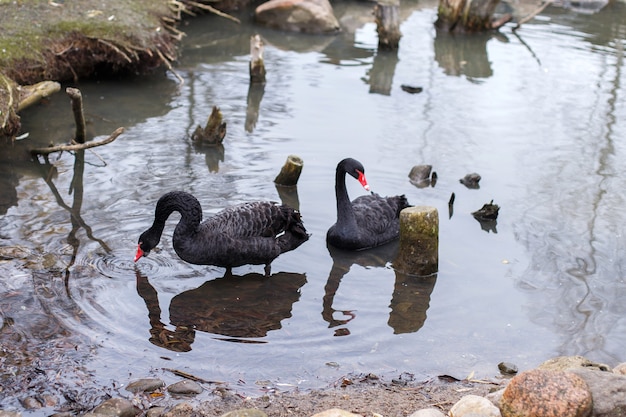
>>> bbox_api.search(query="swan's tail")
[395,194,412,215]
[278,206,310,253]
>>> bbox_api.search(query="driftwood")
[17,81,61,112]
[66,87,86,144]
[249,34,266,85]
[191,106,226,146]
[30,127,124,155]
[435,0,512,32]
[374,0,401,50]
[30,86,124,155]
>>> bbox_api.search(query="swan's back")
[176,201,308,267]
[328,193,410,250]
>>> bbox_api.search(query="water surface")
[2,0,626,413]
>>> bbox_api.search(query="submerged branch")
[514,0,552,29]
[30,127,124,155]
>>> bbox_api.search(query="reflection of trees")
[366,50,400,95]
[136,270,307,351]
[514,21,626,363]
[33,151,111,290]
[434,31,499,81]
[323,242,436,335]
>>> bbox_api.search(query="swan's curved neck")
[335,165,356,227]
[151,191,203,237]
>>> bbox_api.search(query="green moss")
[0,0,173,76]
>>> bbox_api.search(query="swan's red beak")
[134,245,144,262]
[357,170,370,191]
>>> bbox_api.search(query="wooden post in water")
[374,0,402,50]
[66,87,86,144]
[274,155,303,187]
[435,0,511,32]
[394,206,438,276]
[249,34,266,84]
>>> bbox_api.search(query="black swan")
[134,191,309,274]
[326,158,411,250]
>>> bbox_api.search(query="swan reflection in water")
[135,269,307,351]
[323,242,437,336]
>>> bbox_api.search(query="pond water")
[2,0,626,413]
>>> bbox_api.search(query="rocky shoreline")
[1,356,626,417]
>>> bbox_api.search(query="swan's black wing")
[202,201,297,238]
[351,193,409,235]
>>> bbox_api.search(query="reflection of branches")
[34,152,112,293]
[33,157,111,254]
[510,30,542,67]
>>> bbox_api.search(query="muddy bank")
[0,0,248,137]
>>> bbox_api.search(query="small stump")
[191,106,226,146]
[394,206,438,276]
[374,0,402,50]
[274,155,303,186]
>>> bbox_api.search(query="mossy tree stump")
[191,106,226,146]
[274,155,303,187]
[394,206,439,276]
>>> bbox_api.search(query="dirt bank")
[0,0,248,137]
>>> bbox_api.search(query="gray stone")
[449,394,500,417]
[498,362,518,375]
[539,355,611,372]
[145,407,166,417]
[311,409,362,417]
[167,380,203,395]
[408,408,446,417]
[161,403,195,417]
[0,411,22,417]
[91,398,139,417]
[126,378,165,394]
[570,368,626,417]
[255,0,340,34]
[220,409,268,417]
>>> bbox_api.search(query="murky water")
[2,0,626,413]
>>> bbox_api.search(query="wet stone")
[145,407,166,417]
[498,362,519,375]
[161,402,195,417]
[125,378,165,394]
[220,409,268,417]
[408,408,446,417]
[20,397,43,409]
[311,409,362,417]
[449,394,500,417]
[167,380,203,395]
[89,398,140,417]
[0,411,22,417]
[500,369,592,417]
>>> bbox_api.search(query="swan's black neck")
[147,191,203,242]
[335,160,358,229]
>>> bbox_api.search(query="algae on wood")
[274,155,304,187]
[394,206,439,276]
